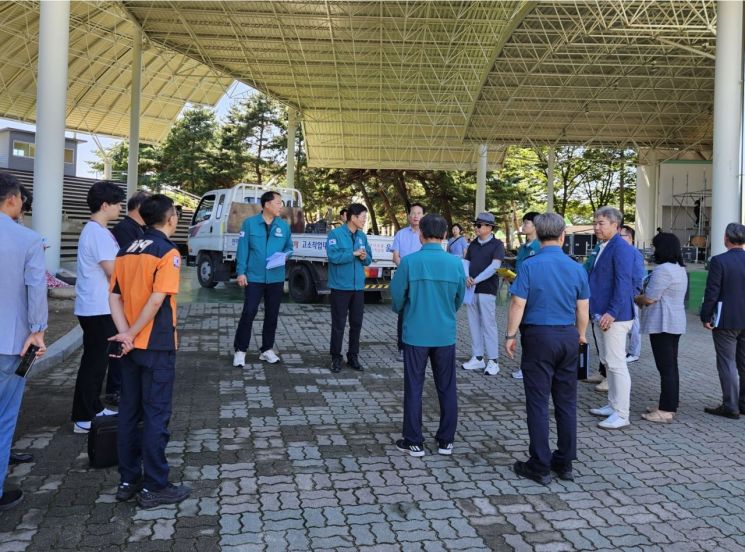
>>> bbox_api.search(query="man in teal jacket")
[326,203,373,373]
[233,191,293,367]
[391,214,466,457]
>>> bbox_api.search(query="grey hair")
[725,222,745,245]
[594,206,623,226]
[534,212,566,241]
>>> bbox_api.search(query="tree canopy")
[89,93,637,241]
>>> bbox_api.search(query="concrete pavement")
[1,297,744,551]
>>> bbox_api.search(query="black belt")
[521,324,575,329]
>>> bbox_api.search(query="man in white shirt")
[71,181,125,433]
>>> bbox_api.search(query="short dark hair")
[260,191,280,207]
[87,181,126,213]
[725,222,745,245]
[409,202,426,214]
[652,232,685,266]
[347,203,368,217]
[340,208,348,217]
[420,214,448,240]
[621,225,635,240]
[19,184,33,211]
[522,211,540,222]
[127,190,151,212]
[534,212,566,241]
[140,194,175,227]
[0,172,22,204]
[451,223,463,233]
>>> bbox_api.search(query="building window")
[12,141,35,158]
[11,141,74,164]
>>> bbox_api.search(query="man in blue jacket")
[391,214,465,457]
[233,191,293,367]
[326,203,373,373]
[587,206,635,430]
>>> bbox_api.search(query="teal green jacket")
[236,213,293,284]
[390,243,466,347]
[326,225,373,290]
[516,239,541,274]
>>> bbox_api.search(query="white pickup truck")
[186,184,396,302]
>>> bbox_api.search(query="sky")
[0,80,252,179]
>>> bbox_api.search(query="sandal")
[641,410,674,423]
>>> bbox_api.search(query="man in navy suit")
[587,207,636,429]
[701,223,745,419]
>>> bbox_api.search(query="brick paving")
[1,296,745,551]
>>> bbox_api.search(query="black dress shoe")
[9,452,33,465]
[513,461,551,485]
[347,355,364,372]
[0,489,23,511]
[551,465,574,481]
[704,405,740,419]
[330,356,342,373]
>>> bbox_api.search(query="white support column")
[286,108,297,189]
[32,0,70,273]
[711,0,743,255]
[475,143,488,216]
[546,147,556,213]
[127,28,143,196]
[635,149,658,249]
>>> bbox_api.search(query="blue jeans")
[117,349,175,491]
[0,354,26,498]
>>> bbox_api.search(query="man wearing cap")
[462,212,505,376]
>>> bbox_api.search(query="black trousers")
[520,325,579,475]
[329,289,364,358]
[649,332,681,412]
[233,282,284,353]
[402,344,457,446]
[72,314,117,421]
[397,313,403,351]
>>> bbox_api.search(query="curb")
[34,324,83,376]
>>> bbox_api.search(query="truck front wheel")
[197,253,218,288]
[288,264,318,303]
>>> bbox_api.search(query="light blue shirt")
[510,246,590,326]
[392,226,422,259]
[447,236,468,257]
[0,213,48,355]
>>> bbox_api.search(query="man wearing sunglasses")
[462,212,505,376]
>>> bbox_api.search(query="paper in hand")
[266,252,288,269]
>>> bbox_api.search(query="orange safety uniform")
[110,228,181,351]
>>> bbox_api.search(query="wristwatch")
[504,333,517,340]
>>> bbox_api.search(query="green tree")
[86,141,160,186]
[159,106,219,195]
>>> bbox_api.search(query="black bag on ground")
[87,415,118,468]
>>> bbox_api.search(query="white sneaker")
[625,354,639,363]
[585,372,604,384]
[512,369,523,379]
[598,412,630,430]
[590,404,614,417]
[462,356,486,370]
[259,349,281,364]
[97,408,117,417]
[233,351,246,367]
[595,378,608,392]
[73,421,91,434]
[484,360,500,376]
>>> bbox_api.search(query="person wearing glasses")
[619,226,646,365]
[462,212,505,376]
[233,191,293,367]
